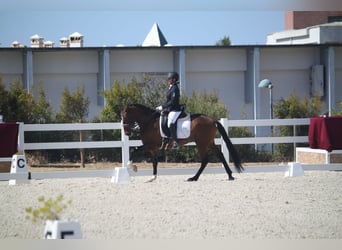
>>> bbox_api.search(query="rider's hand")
[156,106,163,111]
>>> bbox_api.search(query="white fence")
[2,118,342,181]
[22,118,311,164]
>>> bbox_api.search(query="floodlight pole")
[258,79,274,153]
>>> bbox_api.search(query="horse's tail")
[215,121,244,173]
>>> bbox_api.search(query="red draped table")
[308,116,342,152]
[0,122,19,157]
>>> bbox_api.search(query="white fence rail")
[3,118,312,164]
[224,118,310,144]
[2,118,325,181]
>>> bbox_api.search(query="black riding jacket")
[162,82,181,112]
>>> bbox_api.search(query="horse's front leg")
[146,151,158,183]
[127,146,144,172]
[187,155,209,181]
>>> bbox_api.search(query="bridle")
[122,106,160,136]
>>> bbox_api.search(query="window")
[328,16,342,23]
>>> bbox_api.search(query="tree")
[0,76,8,119]
[56,86,90,123]
[181,89,228,120]
[215,35,231,46]
[4,80,35,123]
[34,83,55,123]
[140,75,168,108]
[333,100,342,115]
[56,86,90,167]
[101,78,143,122]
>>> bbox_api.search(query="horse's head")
[121,105,135,136]
[121,104,158,136]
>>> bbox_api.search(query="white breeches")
[167,111,181,127]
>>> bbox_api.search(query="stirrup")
[160,138,169,150]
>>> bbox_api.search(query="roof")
[69,32,83,38]
[44,41,54,44]
[142,23,168,47]
[30,34,43,39]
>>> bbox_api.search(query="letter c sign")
[17,158,26,168]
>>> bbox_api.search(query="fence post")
[17,122,25,153]
[111,121,131,183]
[220,118,230,164]
[121,120,129,168]
[293,124,296,160]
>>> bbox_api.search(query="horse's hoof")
[187,177,198,182]
[145,175,157,183]
[228,176,235,181]
[127,161,138,172]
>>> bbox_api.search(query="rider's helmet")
[167,72,179,81]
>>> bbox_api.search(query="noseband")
[123,121,140,135]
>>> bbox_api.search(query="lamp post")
[258,79,274,153]
[258,79,273,120]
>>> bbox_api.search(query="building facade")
[285,11,342,30]
[268,11,342,45]
[0,44,341,121]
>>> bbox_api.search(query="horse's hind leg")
[210,144,234,180]
[187,138,213,181]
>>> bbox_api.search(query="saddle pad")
[159,114,191,139]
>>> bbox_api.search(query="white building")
[267,22,342,45]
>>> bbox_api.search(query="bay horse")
[121,104,243,182]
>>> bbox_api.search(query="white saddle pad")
[160,114,191,139]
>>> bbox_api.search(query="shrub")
[273,93,323,161]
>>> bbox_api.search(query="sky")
[0,0,341,47]
[0,11,284,47]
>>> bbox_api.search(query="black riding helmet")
[167,72,179,81]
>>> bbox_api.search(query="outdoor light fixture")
[258,78,273,89]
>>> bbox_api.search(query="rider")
[156,72,181,149]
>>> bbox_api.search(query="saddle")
[159,110,191,139]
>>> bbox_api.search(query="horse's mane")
[130,103,155,114]
[129,103,160,120]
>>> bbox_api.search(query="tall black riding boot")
[169,123,179,149]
